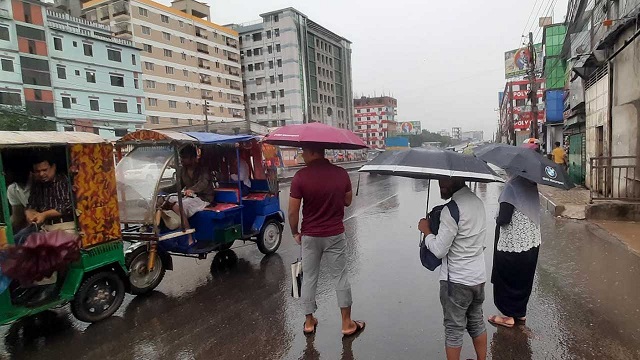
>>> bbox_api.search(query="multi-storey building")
[83,0,245,131]
[353,96,397,149]
[0,0,145,137]
[232,8,353,130]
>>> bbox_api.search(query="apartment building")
[0,0,145,137]
[353,96,397,148]
[82,0,244,131]
[232,8,353,130]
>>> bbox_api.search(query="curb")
[539,191,565,217]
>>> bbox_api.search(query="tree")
[400,130,458,148]
[0,106,56,131]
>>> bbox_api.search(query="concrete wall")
[611,26,640,198]
[584,73,609,190]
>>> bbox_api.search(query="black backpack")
[419,201,460,271]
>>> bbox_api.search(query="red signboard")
[354,112,378,118]
[511,89,544,100]
[354,120,378,125]
[514,112,545,130]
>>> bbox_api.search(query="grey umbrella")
[358,147,504,183]
[473,143,574,190]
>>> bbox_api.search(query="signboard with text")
[505,44,543,79]
[400,121,421,134]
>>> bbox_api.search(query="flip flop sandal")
[342,320,366,337]
[303,320,318,335]
[488,316,514,328]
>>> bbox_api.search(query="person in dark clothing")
[489,176,541,328]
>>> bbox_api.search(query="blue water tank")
[546,90,564,123]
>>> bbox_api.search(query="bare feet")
[303,316,318,335]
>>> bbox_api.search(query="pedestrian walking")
[288,145,365,337]
[418,178,488,360]
[552,141,567,170]
[489,176,541,328]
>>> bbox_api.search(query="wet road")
[2,174,640,359]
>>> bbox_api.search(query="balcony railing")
[197,48,209,54]
[227,55,239,63]
[231,97,242,104]
[196,32,208,39]
[230,83,241,90]
[200,77,212,85]
[228,69,239,76]
[590,156,640,202]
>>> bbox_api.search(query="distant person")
[229,155,252,195]
[418,178,487,360]
[552,142,567,169]
[288,145,364,337]
[489,176,541,328]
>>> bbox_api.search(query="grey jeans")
[440,280,486,348]
[301,233,352,314]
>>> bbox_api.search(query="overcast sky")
[165,0,568,138]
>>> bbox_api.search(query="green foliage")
[400,130,457,148]
[0,106,56,131]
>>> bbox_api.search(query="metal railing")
[590,156,640,202]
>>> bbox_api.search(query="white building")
[232,8,353,130]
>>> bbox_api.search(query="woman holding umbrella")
[488,175,541,328]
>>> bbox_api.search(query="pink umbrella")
[264,122,368,150]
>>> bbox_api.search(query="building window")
[266,30,271,39]
[277,59,282,67]
[168,100,177,108]
[179,20,184,28]
[107,49,122,62]
[252,32,262,41]
[280,104,285,113]
[276,44,281,52]
[90,99,99,111]
[56,65,66,79]
[162,32,171,41]
[181,53,186,60]
[186,102,191,109]
[248,64,253,71]
[83,43,93,56]
[110,75,124,87]
[165,66,174,74]
[271,105,276,113]
[267,45,273,54]
[75,70,80,76]
[134,79,139,89]
[137,104,142,114]
[149,116,159,124]
[183,69,188,77]
[131,54,136,65]
[1,59,13,72]
[274,28,280,37]
[161,15,169,23]
[62,96,71,109]
[86,71,96,83]
[148,98,157,106]
[255,62,263,70]
[279,89,285,97]
[144,62,154,70]
[114,101,128,113]
[167,83,176,91]
[0,26,9,41]
[274,14,279,22]
[278,74,283,82]
[143,44,152,53]
[138,7,148,16]
[246,49,252,57]
[250,108,256,115]
[141,26,150,35]
[253,48,261,56]
[145,80,155,88]
[164,49,172,57]
[185,85,190,92]
[270,75,275,84]
[250,93,255,100]
[170,117,178,125]
[53,37,62,51]
[180,37,185,44]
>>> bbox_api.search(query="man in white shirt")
[6,168,31,232]
[230,156,252,195]
[418,177,487,360]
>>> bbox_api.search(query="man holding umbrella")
[418,178,488,360]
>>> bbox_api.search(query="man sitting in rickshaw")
[14,153,73,245]
[229,155,252,196]
[162,146,214,245]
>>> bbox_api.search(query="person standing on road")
[489,176,541,328]
[288,145,365,337]
[552,141,567,170]
[418,178,488,360]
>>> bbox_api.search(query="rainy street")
[1,173,640,360]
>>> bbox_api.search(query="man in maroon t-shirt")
[289,145,365,337]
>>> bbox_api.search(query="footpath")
[539,185,640,257]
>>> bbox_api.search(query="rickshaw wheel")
[216,240,234,252]
[257,220,282,255]
[125,247,166,295]
[71,271,125,323]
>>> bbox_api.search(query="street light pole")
[528,32,539,140]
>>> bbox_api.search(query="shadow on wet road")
[1,174,640,359]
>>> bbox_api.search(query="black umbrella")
[473,143,575,190]
[358,147,504,183]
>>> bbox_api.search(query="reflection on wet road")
[2,175,640,359]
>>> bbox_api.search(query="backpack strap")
[446,200,460,224]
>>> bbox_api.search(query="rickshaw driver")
[14,154,73,245]
[163,146,215,245]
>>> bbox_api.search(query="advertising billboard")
[505,44,542,79]
[385,136,410,150]
[399,121,421,134]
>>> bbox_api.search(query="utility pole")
[203,100,209,132]
[528,32,539,140]
[508,82,515,145]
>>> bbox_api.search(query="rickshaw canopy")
[0,131,107,146]
[117,129,255,145]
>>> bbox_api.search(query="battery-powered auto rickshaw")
[115,130,284,294]
[0,131,128,324]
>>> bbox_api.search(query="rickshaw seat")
[204,203,241,212]
[242,192,269,201]
[214,188,241,204]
